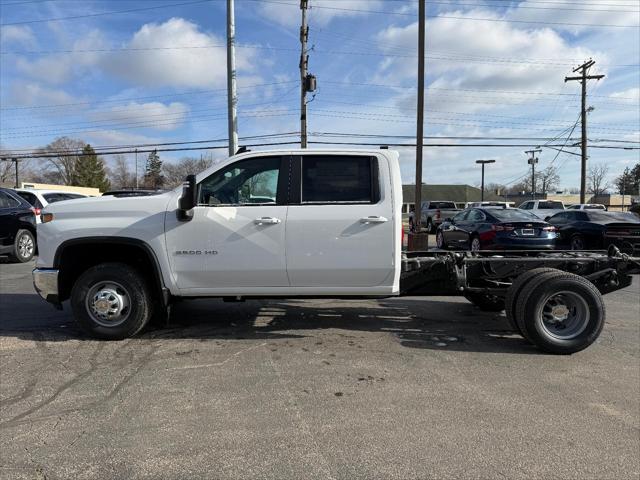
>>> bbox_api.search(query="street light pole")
[475,159,495,202]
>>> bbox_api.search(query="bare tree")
[110,154,133,189]
[587,163,611,196]
[538,165,560,195]
[35,137,86,185]
[163,156,214,188]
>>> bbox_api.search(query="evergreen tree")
[144,150,164,189]
[72,144,111,192]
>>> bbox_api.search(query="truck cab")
[33,149,403,339]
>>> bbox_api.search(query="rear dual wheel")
[507,268,605,354]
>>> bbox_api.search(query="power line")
[0,0,214,26]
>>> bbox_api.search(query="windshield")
[538,201,564,209]
[427,201,456,209]
[490,209,540,222]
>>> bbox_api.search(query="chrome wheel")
[85,281,131,327]
[436,231,444,248]
[470,237,481,252]
[18,233,34,259]
[570,235,584,250]
[539,291,589,340]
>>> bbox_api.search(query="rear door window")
[301,155,376,203]
[0,191,21,208]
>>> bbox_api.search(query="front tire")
[436,230,447,249]
[10,229,35,263]
[71,262,153,340]
[515,272,605,354]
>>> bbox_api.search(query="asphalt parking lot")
[1,260,639,480]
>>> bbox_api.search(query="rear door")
[285,153,395,290]
[0,191,21,246]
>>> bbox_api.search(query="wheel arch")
[54,237,168,304]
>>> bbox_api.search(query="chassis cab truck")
[33,149,639,354]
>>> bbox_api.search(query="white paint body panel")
[37,149,403,298]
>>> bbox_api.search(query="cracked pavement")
[1,260,639,479]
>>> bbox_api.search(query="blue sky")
[1,0,639,189]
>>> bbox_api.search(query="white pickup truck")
[33,149,639,354]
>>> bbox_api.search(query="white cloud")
[15,30,106,84]
[104,18,258,88]
[258,0,384,27]
[610,88,640,102]
[88,101,190,131]
[0,25,37,48]
[7,82,77,107]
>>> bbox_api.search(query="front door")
[165,155,289,293]
[285,154,395,290]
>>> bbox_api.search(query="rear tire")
[71,262,153,340]
[470,236,481,252]
[570,234,585,250]
[436,230,447,249]
[505,268,560,335]
[464,292,505,312]
[515,272,604,354]
[10,229,35,263]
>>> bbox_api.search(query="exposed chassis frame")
[400,247,640,297]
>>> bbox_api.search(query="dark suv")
[0,188,37,262]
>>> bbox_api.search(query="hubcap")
[471,238,480,252]
[86,282,131,327]
[539,291,589,340]
[437,233,443,247]
[18,234,34,259]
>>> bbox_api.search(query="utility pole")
[565,59,604,204]
[227,0,239,157]
[135,148,139,189]
[475,159,495,202]
[413,0,426,235]
[300,0,309,148]
[13,158,18,188]
[525,149,541,200]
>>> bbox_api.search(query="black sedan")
[436,207,557,251]
[0,188,37,262]
[547,210,640,254]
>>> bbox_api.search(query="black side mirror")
[178,174,197,221]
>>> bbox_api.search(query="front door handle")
[360,216,388,224]
[254,217,281,225]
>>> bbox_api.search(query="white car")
[567,203,606,211]
[14,189,89,223]
[518,199,565,220]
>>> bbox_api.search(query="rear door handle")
[254,217,281,225]
[360,216,388,224]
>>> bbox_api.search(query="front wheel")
[436,230,447,249]
[11,229,35,263]
[71,262,154,340]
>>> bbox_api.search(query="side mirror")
[178,174,197,221]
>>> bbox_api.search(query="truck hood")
[42,192,174,219]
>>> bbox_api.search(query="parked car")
[518,199,565,220]
[409,200,460,232]
[15,188,89,223]
[436,207,557,251]
[547,210,640,254]
[0,188,37,262]
[566,203,606,211]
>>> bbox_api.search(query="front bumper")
[33,268,62,308]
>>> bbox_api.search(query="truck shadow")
[0,293,539,354]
